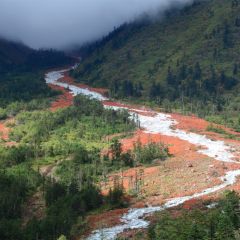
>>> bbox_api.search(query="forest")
[0,0,240,239]
[133,191,240,240]
[72,0,240,131]
[0,39,73,106]
[0,95,171,240]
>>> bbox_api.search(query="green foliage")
[0,145,34,167]
[0,72,57,108]
[207,124,228,134]
[0,168,41,240]
[147,191,240,240]
[24,181,102,240]
[133,141,170,164]
[0,96,136,239]
[8,96,135,160]
[109,139,169,169]
[107,185,125,207]
[0,38,73,106]
[0,108,7,120]
[0,38,73,74]
[57,235,67,240]
[73,0,240,130]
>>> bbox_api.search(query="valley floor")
[42,66,240,239]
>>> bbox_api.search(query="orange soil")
[170,113,209,132]
[0,122,10,140]
[171,112,240,137]
[103,101,156,116]
[0,120,16,146]
[48,84,73,111]
[100,115,240,206]
[59,72,109,96]
[45,69,240,237]
[83,208,128,238]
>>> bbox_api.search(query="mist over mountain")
[0,0,194,49]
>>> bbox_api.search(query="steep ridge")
[45,66,240,240]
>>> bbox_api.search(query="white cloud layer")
[0,0,193,49]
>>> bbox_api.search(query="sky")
[0,0,194,49]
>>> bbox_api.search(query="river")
[45,66,240,240]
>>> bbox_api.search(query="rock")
[188,163,193,168]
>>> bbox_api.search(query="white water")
[45,68,108,101]
[45,68,240,240]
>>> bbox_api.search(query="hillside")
[0,66,239,240]
[0,38,73,106]
[0,38,32,69]
[0,38,73,73]
[0,39,33,65]
[0,1,240,239]
[73,0,240,119]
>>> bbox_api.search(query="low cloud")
[0,0,194,49]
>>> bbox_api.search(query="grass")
[206,124,240,140]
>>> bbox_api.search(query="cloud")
[0,0,194,49]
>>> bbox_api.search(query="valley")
[0,1,240,239]
[45,65,240,239]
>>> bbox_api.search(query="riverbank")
[45,65,240,240]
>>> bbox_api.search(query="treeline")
[149,63,239,101]
[0,98,52,119]
[0,38,73,105]
[0,44,73,74]
[0,72,58,107]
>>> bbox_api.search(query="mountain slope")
[0,38,32,72]
[0,38,73,73]
[0,38,73,106]
[73,0,240,107]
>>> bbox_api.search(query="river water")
[45,67,240,240]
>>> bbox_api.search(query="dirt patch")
[0,121,10,140]
[48,84,73,111]
[0,119,17,146]
[99,116,240,207]
[82,208,128,238]
[171,113,240,138]
[59,72,109,96]
[22,190,46,227]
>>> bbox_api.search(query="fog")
[0,0,194,49]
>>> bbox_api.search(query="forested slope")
[73,0,240,122]
[0,38,73,106]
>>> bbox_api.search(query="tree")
[223,22,233,48]
[233,63,238,75]
[110,139,122,164]
[193,62,202,80]
[167,67,175,85]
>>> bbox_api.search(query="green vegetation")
[133,141,170,164]
[73,0,240,131]
[207,124,240,140]
[0,38,73,74]
[109,139,169,168]
[0,72,58,107]
[0,95,139,240]
[0,38,73,106]
[142,191,240,240]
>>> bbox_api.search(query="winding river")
[45,66,240,240]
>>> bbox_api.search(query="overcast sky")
[0,0,194,49]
